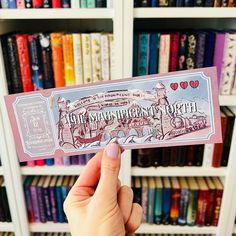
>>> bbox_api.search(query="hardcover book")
[154,177,163,224]
[162,177,171,225]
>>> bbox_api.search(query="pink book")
[16,0,25,8]
[27,161,35,167]
[54,156,63,165]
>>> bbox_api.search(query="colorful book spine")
[62,34,75,86]
[91,33,102,82]
[56,185,64,223]
[43,185,52,221]
[87,0,95,7]
[178,33,188,70]
[52,0,61,7]
[51,33,65,87]
[204,32,215,67]
[30,183,40,222]
[186,33,197,70]
[1,0,9,8]
[101,34,110,81]
[214,0,221,6]
[16,34,34,92]
[149,33,159,74]
[147,180,155,224]
[158,34,170,73]
[37,183,47,223]
[196,190,208,226]
[54,156,63,165]
[80,0,87,7]
[96,0,106,7]
[151,0,158,6]
[16,0,25,8]
[43,0,51,7]
[8,0,16,8]
[36,160,45,166]
[205,186,215,226]
[63,156,71,166]
[72,34,84,85]
[170,181,180,225]
[71,0,80,7]
[195,32,207,68]
[162,183,171,224]
[81,34,93,84]
[28,34,44,90]
[71,155,79,165]
[202,144,214,167]
[141,180,148,223]
[187,188,198,226]
[108,34,115,80]
[25,0,32,7]
[178,188,189,225]
[169,32,180,72]
[61,0,70,7]
[49,185,58,223]
[32,0,42,7]
[159,0,168,6]
[154,184,162,224]
[212,188,223,226]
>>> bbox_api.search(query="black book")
[168,0,176,6]
[137,149,153,167]
[151,148,162,167]
[194,0,205,6]
[43,0,51,8]
[169,147,179,166]
[134,0,141,7]
[1,35,23,94]
[141,0,151,6]
[25,0,32,8]
[1,179,11,222]
[205,0,214,6]
[132,177,142,205]
[161,147,171,167]
[39,33,55,89]
[0,177,6,222]
[221,107,235,167]
[96,0,106,7]
[177,146,187,167]
[193,145,204,166]
[131,150,138,166]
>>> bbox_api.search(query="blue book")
[147,177,155,224]
[23,176,34,222]
[151,0,158,6]
[133,33,138,77]
[195,31,207,68]
[185,0,194,6]
[63,156,71,166]
[154,177,163,224]
[138,33,150,76]
[8,0,16,8]
[45,158,54,166]
[149,33,159,75]
[61,176,70,222]
[56,176,64,223]
[204,31,216,68]
[162,177,171,225]
[176,0,185,6]
[43,176,52,221]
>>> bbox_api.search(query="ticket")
[5,67,222,162]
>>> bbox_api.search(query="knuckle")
[103,161,119,174]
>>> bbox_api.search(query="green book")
[87,0,95,7]
[154,177,163,224]
[80,0,87,8]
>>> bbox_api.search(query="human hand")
[64,143,143,236]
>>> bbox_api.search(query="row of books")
[1,32,114,95]
[0,0,113,8]
[134,0,236,7]
[133,31,236,95]
[20,153,93,167]
[24,175,77,223]
[132,176,223,226]
[0,176,12,222]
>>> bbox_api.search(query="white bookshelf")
[0,222,14,232]
[30,223,69,232]
[0,166,3,175]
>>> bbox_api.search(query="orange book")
[62,34,75,86]
[50,33,65,87]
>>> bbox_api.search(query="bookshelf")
[0,1,235,236]
[0,222,14,232]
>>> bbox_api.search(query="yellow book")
[108,34,115,80]
[62,33,75,86]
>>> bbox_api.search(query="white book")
[101,34,110,81]
[73,34,84,85]
[220,33,236,95]
[71,0,80,8]
[91,33,102,82]
[202,144,214,167]
[158,34,170,73]
[108,34,115,80]
[107,0,113,8]
[81,34,93,84]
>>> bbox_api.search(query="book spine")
[162,187,171,225]
[80,0,87,7]
[27,161,35,167]
[195,32,207,69]
[71,0,80,7]
[30,185,40,222]
[176,0,185,6]
[214,0,221,6]
[61,186,69,221]
[50,33,65,87]
[28,34,44,90]
[196,189,208,226]
[141,0,151,6]
[177,146,187,167]
[62,34,75,86]
[96,0,106,7]
[134,0,141,7]
[39,33,55,89]
[43,0,51,7]
[8,0,16,8]
[141,186,148,223]
[186,33,197,70]
[72,34,84,85]
[205,189,215,226]
[147,187,155,224]
[185,0,194,6]
[151,149,162,167]
[87,0,95,7]
[161,147,170,167]
[220,34,236,95]
[101,34,110,81]
[54,156,63,165]
[61,0,70,7]
[169,32,180,72]
[1,0,9,8]
[16,34,34,92]
[158,34,170,73]
[32,0,42,7]
[194,0,204,6]
[106,0,113,8]
[49,186,58,223]
[212,189,223,226]
[56,186,64,223]
[168,0,176,6]
[91,33,102,82]
[178,188,189,225]
[186,145,195,166]
[154,188,162,224]
[37,186,46,223]
[178,33,188,70]
[36,160,45,166]
[228,0,235,6]
[149,33,159,75]
[205,0,214,6]
[137,150,152,167]
[63,156,71,166]
[24,183,35,222]
[221,0,227,6]
[81,34,93,84]
[25,0,32,7]
[169,147,178,167]
[16,0,25,8]
[159,0,168,6]
[202,144,214,167]
[52,0,61,7]
[0,186,5,221]
[187,189,198,226]
[204,32,216,67]
[193,145,204,166]
[151,0,158,6]
[71,155,79,165]
[1,187,11,222]
[43,187,52,221]
[170,188,181,225]
[108,34,115,80]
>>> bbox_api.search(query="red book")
[36,159,45,166]
[52,0,61,8]
[212,111,227,167]
[16,34,33,92]
[196,177,209,226]
[211,177,223,226]
[32,0,42,7]
[169,32,180,72]
[186,145,196,166]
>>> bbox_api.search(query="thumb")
[95,143,121,199]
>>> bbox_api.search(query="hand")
[64,143,143,236]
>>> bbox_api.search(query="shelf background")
[0,222,14,232]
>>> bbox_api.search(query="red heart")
[190,80,199,88]
[180,81,188,89]
[170,83,178,90]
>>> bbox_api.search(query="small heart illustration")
[190,80,199,88]
[170,83,178,90]
[180,81,188,89]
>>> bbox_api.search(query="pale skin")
[64,143,143,236]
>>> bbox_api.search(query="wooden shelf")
[30,223,69,232]
[134,8,236,18]
[0,222,14,232]
[0,9,113,19]
[219,95,236,106]
[21,166,84,176]
[131,167,227,177]
[137,224,217,234]
[0,166,3,175]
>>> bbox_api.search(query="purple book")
[29,176,40,222]
[78,154,87,165]
[71,155,79,165]
[213,33,226,88]
[43,176,52,221]
[62,156,71,166]
[49,176,58,223]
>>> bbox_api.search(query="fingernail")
[106,143,119,159]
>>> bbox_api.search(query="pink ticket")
[5,67,222,162]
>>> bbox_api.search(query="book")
[91,33,102,82]
[49,176,58,223]
[30,176,40,222]
[178,177,189,225]
[141,177,148,223]
[221,107,235,166]
[162,177,171,225]
[137,149,152,167]
[176,146,187,167]
[187,177,199,226]
[178,33,188,70]
[56,176,64,223]
[42,176,52,222]
[0,180,11,222]
[1,0,8,8]
[205,0,214,6]
[193,145,204,166]
[87,0,95,7]
[147,177,155,224]
[186,145,195,166]
[96,0,106,7]
[204,32,216,67]
[158,34,170,73]
[202,144,214,167]
[16,0,25,7]
[149,33,159,75]
[161,147,171,167]
[194,0,204,6]
[108,34,114,80]
[71,0,80,8]
[61,176,70,221]
[101,34,110,81]
[170,177,180,225]
[52,0,61,7]
[151,148,162,167]
[8,0,16,8]
[134,0,141,7]
[169,147,179,166]
[25,0,32,7]
[61,0,70,7]
[195,32,207,68]
[138,33,150,76]
[140,0,151,6]
[176,0,185,6]
[159,0,168,6]
[132,177,142,205]
[68,175,76,192]
[50,33,65,87]
[151,0,158,6]
[43,0,51,7]
[154,177,163,224]
[169,0,176,6]
[62,34,75,86]
[32,0,42,7]
[37,176,47,223]
[169,32,180,72]
[80,0,87,7]
[185,0,194,5]
[213,0,221,6]
[186,33,197,70]
[81,34,93,84]
[106,0,113,8]
[221,0,228,6]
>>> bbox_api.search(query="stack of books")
[132,176,223,226]
[0,176,12,222]
[133,31,236,95]
[0,0,113,8]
